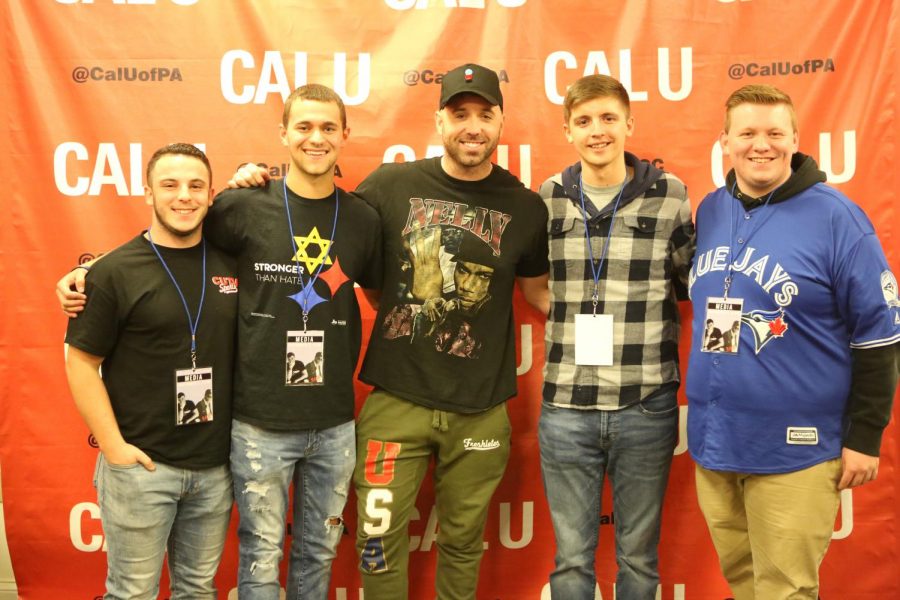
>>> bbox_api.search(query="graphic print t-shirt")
[358,158,549,413]
[205,181,382,430]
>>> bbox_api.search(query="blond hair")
[724,84,797,132]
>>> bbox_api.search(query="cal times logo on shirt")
[212,275,238,294]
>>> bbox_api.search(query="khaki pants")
[695,460,842,600]
[354,390,511,600]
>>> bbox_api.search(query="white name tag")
[175,367,214,426]
[702,296,744,354]
[574,313,614,366]
[285,330,325,386]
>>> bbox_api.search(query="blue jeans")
[231,418,356,600]
[94,454,232,600]
[538,389,679,600]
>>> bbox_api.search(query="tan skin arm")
[56,260,97,317]
[65,345,155,470]
[838,448,879,490]
[227,163,271,189]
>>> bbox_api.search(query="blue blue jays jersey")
[686,183,900,474]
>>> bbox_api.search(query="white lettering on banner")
[382,145,444,163]
[818,131,856,183]
[541,583,686,599]
[833,489,853,540]
[497,144,533,189]
[220,486,848,600]
[382,145,417,163]
[409,501,534,552]
[56,0,198,5]
[673,405,688,455]
[381,145,533,188]
[54,142,206,197]
[408,504,439,552]
[220,50,370,106]
[55,142,137,197]
[543,48,693,104]
[710,130,857,188]
[517,323,533,375]
[69,502,106,552]
[385,0,525,9]
[498,501,533,549]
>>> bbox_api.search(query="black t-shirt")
[65,235,237,469]
[204,180,382,430]
[357,158,549,413]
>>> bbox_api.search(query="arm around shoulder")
[57,255,106,317]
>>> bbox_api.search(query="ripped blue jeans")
[230,418,355,600]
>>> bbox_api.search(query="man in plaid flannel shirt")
[524,74,695,599]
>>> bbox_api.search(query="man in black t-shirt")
[64,143,237,599]
[351,65,548,600]
[204,84,382,600]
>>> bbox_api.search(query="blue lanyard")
[578,173,626,313]
[146,232,207,369]
[723,181,780,299]
[283,178,339,328]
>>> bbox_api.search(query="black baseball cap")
[439,64,503,111]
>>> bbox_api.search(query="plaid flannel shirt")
[540,155,695,409]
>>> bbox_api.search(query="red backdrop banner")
[1,1,898,598]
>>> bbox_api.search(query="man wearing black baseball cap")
[439,63,504,110]
[350,62,547,600]
[222,63,549,600]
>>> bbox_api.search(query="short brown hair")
[282,83,347,129]
[146,143,211,186]
[563,75,631,123]
[724,84,797,132]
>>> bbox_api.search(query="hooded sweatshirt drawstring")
[431,409,449,432]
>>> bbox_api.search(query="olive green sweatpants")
[354,389,511,600]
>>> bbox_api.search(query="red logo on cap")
[464,68,473,81]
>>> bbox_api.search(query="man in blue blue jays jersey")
[686,84,899,599]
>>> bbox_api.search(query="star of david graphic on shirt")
[286,229,352,314]
[291,226,334,272]
[288,257,352,313]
